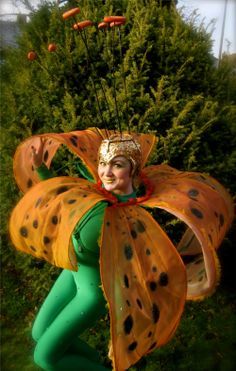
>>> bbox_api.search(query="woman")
[32,134,140,370]
[9,129,233,371]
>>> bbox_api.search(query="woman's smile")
[98,156,133,195]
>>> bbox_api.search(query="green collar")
[114,190,137,203]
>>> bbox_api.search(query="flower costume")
[9,128,233,370]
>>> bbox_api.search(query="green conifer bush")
[1,1,235,369]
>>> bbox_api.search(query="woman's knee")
[34,340,54,370]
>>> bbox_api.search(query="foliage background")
[1,0,235,370]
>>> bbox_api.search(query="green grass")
[1,234,236,370]
[1,285,236,370]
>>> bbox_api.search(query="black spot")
[195,259,203,265]
[159,272,168,286]
[149,342,157,351]
[136,298,142,309]
[20,226,28,238]
[208,234,213,244]
[136,220,146,232]
[69,136,78,147]
[83,194,87,198]
[56,186,69,195]
[126,300,131,307]
[33,220,38,229]
[35,197,42,208]
[79,147,87,152]
[43,236,51,245]
[123,315,133,335]
[191,208,203,219]
[27,178,33,188]
[124,244,133,260]
[51,215,58,225]
[128,341,137,351]
[148,331,152,338]
[146,248,151,256]
[130,229,137,239]
[188,188,199,198]
[219,214,224,227]
[43,250,48,254]
[30,245,36,252]
[106,221,110,227]
[152,303,160,324]
[124,274,129,288]
[48,140,52,145]
[43,150,49,162]
[31,165,34,171]
[67,199,76,204]
[152,266,157,272]
[198,276,204,282]
[200,175,206,181]
[149,281,157,291]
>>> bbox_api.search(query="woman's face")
[98,156,133,195]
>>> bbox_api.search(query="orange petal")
[100,205,186,370]
[13,129,103,193]
[12,128,157,194]
[140,164,234,300]
[9,177,107,270]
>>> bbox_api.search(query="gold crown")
[98,134,142,174]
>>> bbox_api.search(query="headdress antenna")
[111,27,122,135]
[76,28,110,137]
[117,27,130,134]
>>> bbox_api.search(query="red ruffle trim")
[94,172,154,207]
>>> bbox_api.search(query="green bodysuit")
[32,166,136,370]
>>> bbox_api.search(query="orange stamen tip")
[103,16,126,24]
[98,22,108,30]
[27,51,37,61]
[48,43,57,52]
[110,21,124,28]
[62,7,80,20]
[73,20,93,30]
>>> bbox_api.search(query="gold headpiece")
[98,134,142,175]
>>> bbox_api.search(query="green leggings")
[32,265,109,370]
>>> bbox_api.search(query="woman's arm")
[36,164,54,180]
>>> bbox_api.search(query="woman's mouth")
[103,179,115,184]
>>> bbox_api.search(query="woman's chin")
[103,183,116,192]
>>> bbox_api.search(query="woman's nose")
[104,165,113,177]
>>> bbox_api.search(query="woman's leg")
[33,265,109,370]
[32,269,76,342]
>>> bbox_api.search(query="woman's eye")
[99,162,106,167]
[114,163,122,168]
